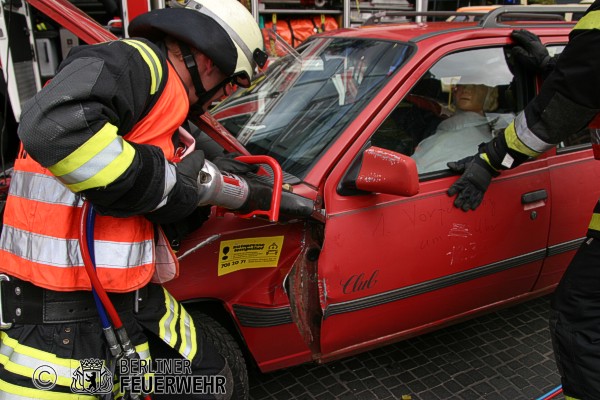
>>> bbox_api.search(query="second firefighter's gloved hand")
[510,29,551,74]
[237,176,273,213]
[212,153,259,174]
[446,155,475,174]
[447,155,499,211]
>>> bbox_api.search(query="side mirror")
[339,146,419,197]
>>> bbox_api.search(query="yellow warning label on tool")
[218,236,284,276]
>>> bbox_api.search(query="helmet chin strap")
[178,41,230,116]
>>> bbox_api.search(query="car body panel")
[202,22,589,371]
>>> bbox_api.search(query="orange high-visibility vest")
[0,62,189,293]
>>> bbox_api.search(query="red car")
[3,2,594,398]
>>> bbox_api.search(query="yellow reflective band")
[123,40,163,95]
[168,294,179,348]
[0,377,95,399]
[178,307,198,360]
[0,353,73,388]
[179,308,189,359]
[135,342,151,360]
[159,288,179,347]
[479,153,499,172]
[588,213,600,231]
[114,384,124,399]
[159,290,170,342]
[188,311,198,360]
[504,121,540,158]
[0,332,78,388]
[49,123,119,177]
[574,10,600,30]
[66,141,135,192]
[1,332,76,369]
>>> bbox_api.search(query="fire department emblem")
[71,358,113,395]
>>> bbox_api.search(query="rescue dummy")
[412,82,499,173]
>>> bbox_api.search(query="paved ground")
[249,294,564,400]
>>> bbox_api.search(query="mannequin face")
[454,84,489,115]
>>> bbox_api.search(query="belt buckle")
[0,274,12,329]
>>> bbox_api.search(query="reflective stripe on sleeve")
[122,40,163,95]
[159,288,179,347]
[0,225,153,269]
[48,123,135,193]
[152,161,177,211]
[573,9,600,30]
[588,213,600,231]
[504,113,553,157]
[178,306,198,360]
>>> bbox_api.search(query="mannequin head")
[453,84,498,115]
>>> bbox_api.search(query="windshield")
[211,37,413,179]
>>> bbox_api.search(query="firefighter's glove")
[212,153,259,175]
[510,29,552,74]
[446,155,474,174]
[447,155,499,212]
[237,176,273,213]
[177,150,206,195]
[237,176,315,218]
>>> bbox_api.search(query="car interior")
[369,43,591,177]
[369,45,527,176]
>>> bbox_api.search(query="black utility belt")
[0,274,147,327]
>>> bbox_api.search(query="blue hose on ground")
[535,385,562,400]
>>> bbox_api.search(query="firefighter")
[0,0,267,399]
[446,2,600,398]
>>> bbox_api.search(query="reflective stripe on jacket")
[0,62,189,292]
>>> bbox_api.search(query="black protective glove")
[238,176,314,218]
[510,29,552,74]
[212,152,259,174]
[447,155,499,212]
[239,176,274,213]
[177,150,206,184]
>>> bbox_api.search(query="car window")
[370,47,516,175]
[211,38,414,178]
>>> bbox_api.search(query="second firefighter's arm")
[482,5,600,171]
[448,4,600,211]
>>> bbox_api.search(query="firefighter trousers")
[549,237,600,400]
[0,283,232,399]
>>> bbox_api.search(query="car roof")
[317,21,572,44]
[320,5,586,43]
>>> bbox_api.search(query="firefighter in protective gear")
[0,0,267,398]
[446,2,600,398]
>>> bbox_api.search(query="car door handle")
[521,189,548,204]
